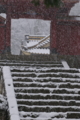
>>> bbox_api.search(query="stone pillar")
[50,18,57,54]
[5,6,11,53]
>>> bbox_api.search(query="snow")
[78,69,80,72]
[26,41,39,47]
[20,118,78,120]
[69,1,80,20]
[2,66,20,120]
[19,112,66,120]
[12,67,77,71]
[0,13,6,19]
[62,61,70,69]
[12,71,80,77]
[27,48,50,54]
[0,94,6,110]
[0,94,5,101]
[11,115,20,120]
[16,92,80,96]
[25,35,50,47]
[11,19,50,55]
[21,34,50,54]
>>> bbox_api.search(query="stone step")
[17,100,80,106]
[16,94,80,100]
[11,68,79,73]
[18,106,80,112]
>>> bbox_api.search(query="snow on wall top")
[0,13,6,19]
[69,1,80,20]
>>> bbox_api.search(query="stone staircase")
[21,35,50,55]
[1,59,80,120]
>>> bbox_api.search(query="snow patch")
[69,1,80,20]
[62,61,70,69]
[27,48,50,54]
[0,13,6,19]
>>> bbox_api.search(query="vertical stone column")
[50,18,57,54]
[5,5,11,53]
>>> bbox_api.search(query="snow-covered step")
[11,67,79,73]
[36,39,50,48]
[27,41,39,47]
[0,61,62,65]
[14,88,80,94]
[18,105,80,112]
[1,59,80,120]
[21,35,50,55]
[0,63,63,67]
[16,95,80,102]
[13,77,80,83]
[27,48,50,54]
[0,61,63,67]
[26,35,50,49]
[13,83,80,89]
[12,72,80,78]
[17,99,80,103]
[19,112,80,120]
